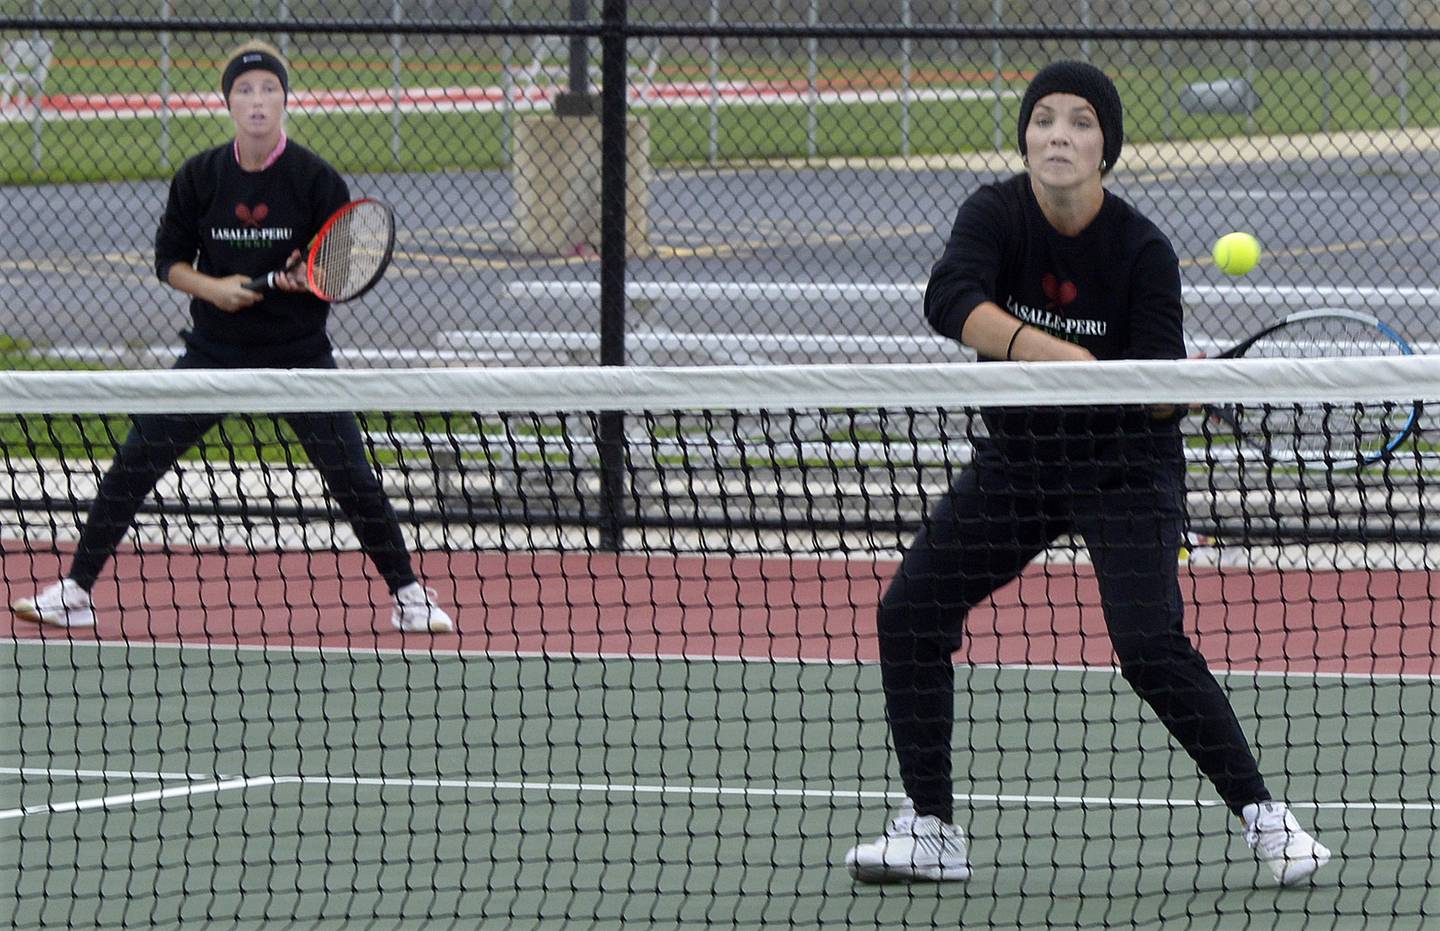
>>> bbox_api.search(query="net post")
[597,0,629,552]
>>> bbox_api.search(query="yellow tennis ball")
[1213,232,1261,276]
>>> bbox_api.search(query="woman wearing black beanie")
[845,61,1331,888]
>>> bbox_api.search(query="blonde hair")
[219,39,290,104]
[222,39,288,75]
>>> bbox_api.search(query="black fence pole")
[568,0,589,96]
[555,0,598,115]
[596,0,628,552]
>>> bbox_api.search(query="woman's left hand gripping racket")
[1204,308,1420,470]
[244,198,396,303]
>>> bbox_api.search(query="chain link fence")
[0,2,1435,369]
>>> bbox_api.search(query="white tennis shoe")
[845,799,972,883]
[1242,801,1332,885]
[390,583,454,633]
[12,578,96,628]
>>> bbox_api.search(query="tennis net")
[2,356,1438,929]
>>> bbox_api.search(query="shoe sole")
[392,620,455,633]
[846,859,971,884]
[12,603,95,629]
[1274,849,1333,886]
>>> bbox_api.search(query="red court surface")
[4,543,1438,676]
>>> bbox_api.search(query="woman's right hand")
[207,275,265,313]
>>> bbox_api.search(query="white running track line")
[1,84,1016,124]
[3,766,1434,823]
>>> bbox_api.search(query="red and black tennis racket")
[245,198,396,303]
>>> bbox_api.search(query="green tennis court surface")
[6,639,1437,929]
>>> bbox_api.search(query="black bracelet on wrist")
[1005,323,1026,361]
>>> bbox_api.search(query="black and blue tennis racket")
[1206,308,1419,470]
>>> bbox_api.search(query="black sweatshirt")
[923,174,1185,465]
[154,140,349,364]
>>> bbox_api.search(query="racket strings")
[1243,325,1406,360]
[310,203,392,301]
[1230,317,1415,466]
[1226,401,1411,465]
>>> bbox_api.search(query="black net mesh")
[1,360,1436,927]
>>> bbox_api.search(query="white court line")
[505,278,1440,312]
[0,634,868,666]
[4,766,1434,817]
[441,328,1437,369]
[1186,285,1440,311]
[439,327,953,363]
[1165,190,1420,201]
[6,635,1439,682]
[0,775,274,822]
[506,279,921,304]
[4,765,220,781]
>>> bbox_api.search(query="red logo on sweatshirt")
[235,203,270,228]
[1041,273,1077,310]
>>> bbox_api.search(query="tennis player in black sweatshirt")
[845,61,1330,886]
[12,40,454,634]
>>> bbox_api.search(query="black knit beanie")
[1017,61,1123,175]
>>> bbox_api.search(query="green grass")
[0,412,299,465]
[0,410,457,467]
[0,335,104,370]
[44,50,510,96]
[0,97,1006,183]
[1118,65,1440,140]
[5,55,1438,184]
[36,43,1014,95]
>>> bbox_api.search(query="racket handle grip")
[242,272,276,292]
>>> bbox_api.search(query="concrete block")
[512,114,651,256]
[1179,78,1261,116]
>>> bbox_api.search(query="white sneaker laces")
[1245,807,1286,852]
[884,809,960,859]
[886,812,920,837]
[397,584,438,606]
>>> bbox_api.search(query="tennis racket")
[244,198,396,303]
[1204,308,1420,469]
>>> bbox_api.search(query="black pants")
[877,443,1270,822]
[67,349,418,595]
